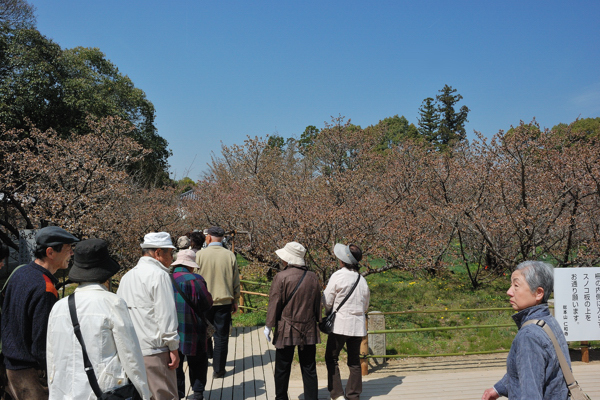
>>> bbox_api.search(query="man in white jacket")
[117,232,180,399]
[47,238,152,400]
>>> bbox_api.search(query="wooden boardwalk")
[184,326,276,400]
[185,326,600,400]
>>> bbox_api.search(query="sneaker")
[186,393,204,400]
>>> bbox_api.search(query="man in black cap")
[195,226,240,378]
[46,239,151,399]
[1,226,79,400]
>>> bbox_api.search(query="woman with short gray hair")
[481,261,572,400]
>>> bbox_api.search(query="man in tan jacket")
[195,226,240,378]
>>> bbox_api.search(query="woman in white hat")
[265,242,322,400]
[322,243,370,400]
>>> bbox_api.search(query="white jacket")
[322,267,370,337]
[47,283,152,400]
[117,256,180,355]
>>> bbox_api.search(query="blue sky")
[34,1,600,180]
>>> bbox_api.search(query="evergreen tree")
[298,125,319,155]
[436,84,470,146]
[267,134,285,149]
[417,97,440,145]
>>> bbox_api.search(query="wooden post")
[581,341,589,363]
[360,317,369,376]
[238,275,244,314]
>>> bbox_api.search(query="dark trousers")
[177,351,209,398]
[206,304,232,374]
[274,345,317,400]
[325,333,363,400]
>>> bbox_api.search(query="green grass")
[233,266,518,361]
[365,268,516,356]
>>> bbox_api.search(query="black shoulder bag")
[170,274,216,337]
[319,274,361,335]
[68,294,141,400]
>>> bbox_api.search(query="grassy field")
[233,261,596,362]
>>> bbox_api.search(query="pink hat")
[171,249,199,269]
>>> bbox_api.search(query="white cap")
[140,232,176,249]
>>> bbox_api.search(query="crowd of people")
[0,224,577,400]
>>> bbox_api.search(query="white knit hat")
[275,242,306,266]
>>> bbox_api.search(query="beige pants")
[6,368,48,400]
[144,352,178,400]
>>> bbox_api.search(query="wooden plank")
[232,326,245,400]
[243,327,256,400]
[257,325,277,400]
[204,364,214,400]
[207,336,223,400]
[286,363,600,400]
[251,327,267,400]
[183,357,191,398]
[220,326,238,400]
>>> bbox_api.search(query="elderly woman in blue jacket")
[482,261,571,400]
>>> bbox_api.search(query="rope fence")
[236,280,592,373]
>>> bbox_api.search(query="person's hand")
[264,326,271,342]
[232,302,239,313]
[168,349,180,370]
[481,387,500,400]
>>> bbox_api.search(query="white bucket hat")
[275,242,306,266]
[140,232,176,249]
[171,249,199,269]
[334,243,358,265]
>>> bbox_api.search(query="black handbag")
[68,295,142,400]
[319,274,361,334]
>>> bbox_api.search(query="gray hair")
[516,261,554,303]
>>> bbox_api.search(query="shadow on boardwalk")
[184,326,600,400]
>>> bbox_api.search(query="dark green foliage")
[552,117,600,140]
[436,84,470,146]
[417,97,440,144]
[267,134,285,149]
[0,26,170,185]
[372,114,420,150]
[298,125,319,155]
[417,85,469,150]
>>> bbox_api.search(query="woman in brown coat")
[264,242,321,400]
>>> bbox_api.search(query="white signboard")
[554,267,600,341]
[18,229,37,265]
